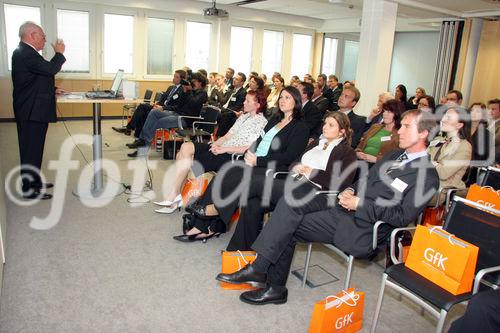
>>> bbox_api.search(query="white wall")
[388,31,440,97]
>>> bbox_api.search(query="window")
[229,26,253,75]
[185,21,211,71]
[57,9,89,73]
[261,30,283,77]
[103,13,134,74]
[321,37,338,76]
[146,17,174,75]
[341,40,359,82]
[291,34,312,78]
[3,4,41,70]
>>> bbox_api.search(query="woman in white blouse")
[154,90,268,213]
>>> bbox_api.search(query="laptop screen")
[110,69,124,94]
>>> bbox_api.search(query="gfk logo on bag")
[476,200,495,209]
[424,248,448,270]
[335,312,354,329]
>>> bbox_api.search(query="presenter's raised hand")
[52,39,65,54]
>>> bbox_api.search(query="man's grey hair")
[19,21,40,38]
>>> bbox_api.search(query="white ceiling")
[200,0,500,21]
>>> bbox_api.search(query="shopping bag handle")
[325,289,360,308]
[237,250,249,270]
[429,226,467,248]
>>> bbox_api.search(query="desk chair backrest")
[479,166,500,189]
[143,89,153,103]
[197,105,220,134]
[443,197,500,285]
[153,92,163,104]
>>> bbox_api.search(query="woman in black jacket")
[226,111,358,250]
[174,86,309,242]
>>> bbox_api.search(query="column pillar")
[460,18,483,106]
[354,0,398,116]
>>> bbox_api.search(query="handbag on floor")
[405,225,479,295]
[308,288,365,333]
[220,250,258,290]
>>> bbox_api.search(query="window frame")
[261,28,284,77]
[229,24,254,76]
[322,32,360,80]
[290,32,313,78]
[184,19,213,73]
[142,14,175,80]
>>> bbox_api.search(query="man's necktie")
[164,86,177,106]
[387,152,408,173]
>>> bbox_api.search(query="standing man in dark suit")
[12,21,66,200]
[298,81,322,141]
[337,86,366,148]
[113,69,187,137]
[217,72,247,137]
[323,75,341,111]
[216,109,439,305]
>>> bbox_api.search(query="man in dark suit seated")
[312,82,330,115]
[323,74,341,111]
[316,74,328,95]
[113,69,187,137]
[298,81,322,141]
[216,72,247,137]
[216,109,439,305]
[337,86,366,148]
[12,21,66,200]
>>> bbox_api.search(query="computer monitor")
[110,69,124,94]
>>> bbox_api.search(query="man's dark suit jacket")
[159,84,185,111]
[302,100,323,140]
[12,42,66,123]
[208,88,231,108]
[313,96,329,115]
[333,150,439,258]
[177,88,208,118]
[225,87,246,112]
[323,86,341,111]
[346,110,367,148]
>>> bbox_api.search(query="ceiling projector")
[204,1,228,18]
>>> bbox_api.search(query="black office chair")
[121,89,153,126]
[371,196,500,333]
[479,166,500,189]
[153,91,163,104]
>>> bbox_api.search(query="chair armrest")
[389,226,417,265]
[231,153,244,162]
[177,116,203,129]
[192,120,218,136]
[205,105,221,112]
[473,265,500,294]
[372,221,387,250]
[314,190,339,196]
[273,172,290,179]
[444,188,461,213]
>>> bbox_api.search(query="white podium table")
[57,93,142,197]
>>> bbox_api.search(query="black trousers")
[252,194,348,286]
[16,120,49,191]
[216,111,237,137]
[226,174,321,251]
[449,289,500,333]
[128,103,153,137]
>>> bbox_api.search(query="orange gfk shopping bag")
[405,225,479,295]
[308,288,365,333]
[220,250,258,290]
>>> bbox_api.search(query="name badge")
[172,94,178,100]
[231,97,236,102]
[380,136,391,142]
[391,178,408,192]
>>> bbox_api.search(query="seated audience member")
[259,73,271,97]
[356,99,404,164]
[337,86,366,148]
[298,81,322,141]
[289,76,300,88]
[488,98,500,150]
[364,92,394,130]
[244,72,259,91]
[174,86,309,242]
[469,102,492,164]
[394,84,413,110]
[449,289,500,333]
[248,76,269,98]
[416,95,436,113]
[113,69,187,137]
[439,89,463,106]
[316,74,328,95]
[408,87,426,107]
[154,91,268,214]
[216,109,439,305]
[427,105,472,205]
[126,72,208,157]
[183,67,193,81]
[206,72,218,97]
[224,67,235,90]
[217,72,247,137]
[343,80,354,88]
[197,69,207,78]
[265,75,284,118]
[311,82,329,115]
[323,75,341,111]
[303,74,314,83]
[207,74,230,107]
[226,111,358,251]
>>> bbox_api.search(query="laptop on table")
[85,69,124,99]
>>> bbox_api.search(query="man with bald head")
[12,21,66,200]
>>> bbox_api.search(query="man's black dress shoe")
[126,138,147,149]
[240,285,288,305]
[23,190,52,200]
[31,182,54,190]
[112,126,132,135]
[127,150,138,158]
[216,264,267,288]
